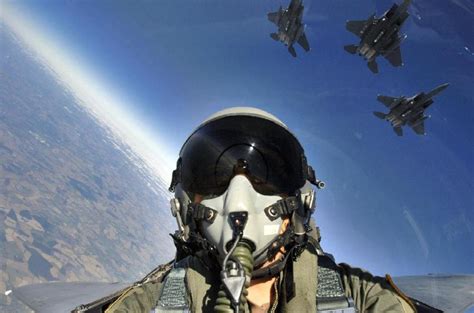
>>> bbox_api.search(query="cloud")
[403,209,430,258]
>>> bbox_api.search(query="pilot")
[105,107,417,313]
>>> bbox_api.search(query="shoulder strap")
[155,254,357,313]
[153,259,191,313]
[103,262,173,313]
[317,254,357,313]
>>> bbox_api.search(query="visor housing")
[177,116,308,197]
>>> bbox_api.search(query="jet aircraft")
[344,0,411,73]
[267,0,310,57]
[374,83,449,136]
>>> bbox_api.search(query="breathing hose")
[214,212,254,313]
[214,241,254,313]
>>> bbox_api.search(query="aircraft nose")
[439,83,450,90]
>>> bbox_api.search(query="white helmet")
[169,107,323,267]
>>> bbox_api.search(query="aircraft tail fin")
[288,45,297,57]
[297,32,310,52]
[412,121,426,135]
[344,44,358,54]
[393,126,403,136]
[373,111,387,119]
[367,59,379,73]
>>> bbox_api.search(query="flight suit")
[105,246,415,313]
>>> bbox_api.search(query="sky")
[1,0,473,277]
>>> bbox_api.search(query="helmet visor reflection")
[179,116,307,197]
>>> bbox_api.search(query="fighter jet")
[374,83,449,136]
[344,0,411,73]
[267,0,310,57]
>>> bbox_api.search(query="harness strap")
[155,254,356,313]
[153,261,190,313]
[317,254,356,313]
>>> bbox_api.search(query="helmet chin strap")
[252,188,314,276]
[251,224,302,279]
[252,247,293,280]
[250,224,311,302]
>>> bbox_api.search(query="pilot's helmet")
[169,107,320,267]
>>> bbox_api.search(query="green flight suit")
[105,247,415,313]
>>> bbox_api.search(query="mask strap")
[264,196,301,221]
[187,203,218,223]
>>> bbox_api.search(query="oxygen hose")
[214,211,254,313]
[214,240,254,313]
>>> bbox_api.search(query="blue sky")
[2,0,473,276]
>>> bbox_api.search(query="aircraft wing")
[377,95,400,107]
[346,20,367,37]
[267,10,281,25]
[297,32,310,51]
[394,275,474,312]
[7,281,130,313]
[385,46,403,67]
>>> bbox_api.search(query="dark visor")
[175,116,308,197]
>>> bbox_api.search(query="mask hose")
[214,212,254,313]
